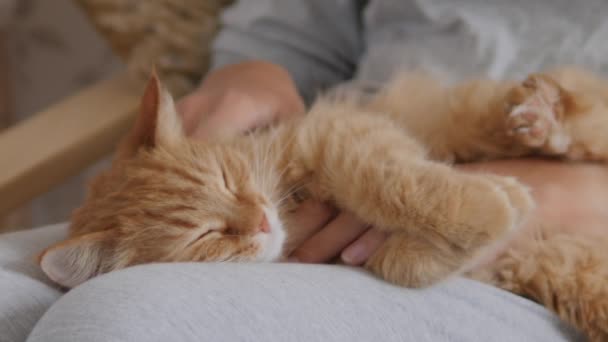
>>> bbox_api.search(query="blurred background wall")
[0,0,122,231]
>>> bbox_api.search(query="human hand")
[287,204,389,266]
[289,159,608,266]
[177,60,305,140]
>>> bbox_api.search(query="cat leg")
[296,108,534,287]
[363,71,608,162]
[471,231,608,342]
[365,74,526,162]
[426,72,608,161]
[504,72,608,162]
[359,168,533,288]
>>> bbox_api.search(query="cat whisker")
[276,182,308,206]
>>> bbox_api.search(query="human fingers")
[341,228,389,266]
[284,200,335,254]
[289,212,369,264]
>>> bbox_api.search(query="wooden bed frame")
[0,72,144,218]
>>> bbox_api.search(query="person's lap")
[1,225,581,342]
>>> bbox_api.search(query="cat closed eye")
[187,229,223,247]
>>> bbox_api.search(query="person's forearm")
[200,61,297,98]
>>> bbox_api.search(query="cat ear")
[119,70,184,157]
[39,231,111,288]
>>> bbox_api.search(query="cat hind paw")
[505,75,571,153]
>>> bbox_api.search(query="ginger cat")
[40,67,607,341]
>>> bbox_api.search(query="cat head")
[39,73,286,288]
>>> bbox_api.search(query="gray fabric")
[27,263,580,342]
[212,0,608,100]
[357,0,608,86]
[0,224,66,342]
[0,224,581,341]
[211,0,366,103]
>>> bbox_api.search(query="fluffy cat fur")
[40,67,607,341]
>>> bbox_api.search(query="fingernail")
[287,256,299,263]
[341,244,366,265]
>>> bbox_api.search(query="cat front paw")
[482,175,535,228]
[453,174,534,257]
[364,175,535,289]
[505,75,571,154]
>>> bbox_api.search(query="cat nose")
[258,214,271,233]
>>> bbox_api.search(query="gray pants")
[1,224,580,342]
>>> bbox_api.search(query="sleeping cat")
[40,67,607,341]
